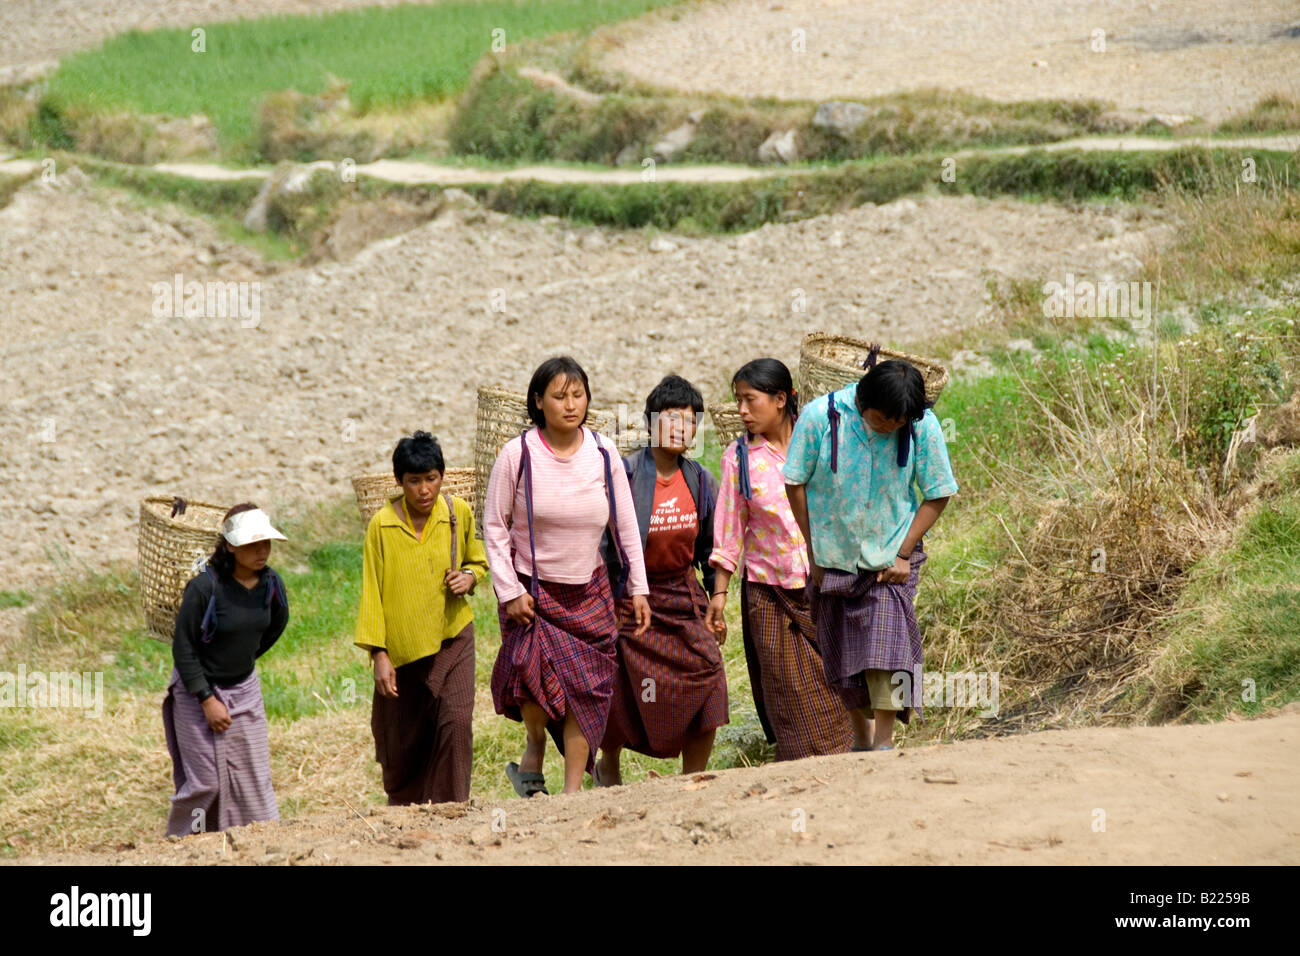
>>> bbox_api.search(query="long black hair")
[731,358,798,423]
[207,502,259,578]
[527,355,591,428]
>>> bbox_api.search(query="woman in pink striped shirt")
[484,356,651,796]
[707,358,854,761]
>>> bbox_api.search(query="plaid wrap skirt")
[490,568,618,773]
[811,545,928,722]
[602,568,729,758]
[741,579,854,761]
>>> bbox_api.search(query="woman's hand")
[373,650,398,698]
[876,556,911,585]
[444,569,475,596]
[505,593,536,625]
[201,695,232,733]
[630,595,651,637]
[704,592,728,645]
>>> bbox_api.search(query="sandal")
[506,761,548,798]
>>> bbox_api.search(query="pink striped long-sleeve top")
[483,427,649,604]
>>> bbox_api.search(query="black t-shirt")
[171,566,289,700]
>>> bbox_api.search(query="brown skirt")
[602,568,729,759]
[741,579,854,761]
[370,625,475,805]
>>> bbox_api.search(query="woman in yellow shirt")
[354,431,489,804]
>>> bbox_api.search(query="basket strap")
[170,496,187,518]
[862,343,881,370]
[444,492,458,572]
[827,398,841,474]
[200,565,219,644]
[897,421,916,467]
[736,431,753,500]
[519,429,539,600]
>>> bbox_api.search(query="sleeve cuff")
[496,582,525,604]
[782,465,812,485]
[921,482,959,499]
[709,552,738,574]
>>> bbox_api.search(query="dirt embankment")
[18,708,1300,865]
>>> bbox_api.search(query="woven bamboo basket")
[473,385,644,530]
[799,331,950,405]
[706,403,749,449]
[138,495,228,643]
[351,467,477,527]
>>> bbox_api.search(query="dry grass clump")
[967,326,1287,730]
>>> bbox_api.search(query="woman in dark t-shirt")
[595,375,728,784]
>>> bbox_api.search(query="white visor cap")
[221,508,287,547]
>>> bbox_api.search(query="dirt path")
[600,0,1300,126]
[17,708,1299,865]
[4,133,1296,187]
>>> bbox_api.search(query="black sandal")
[506,761,548,797]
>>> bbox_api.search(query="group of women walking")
[161,351,957,831]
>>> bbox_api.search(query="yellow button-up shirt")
[353,493,490,668]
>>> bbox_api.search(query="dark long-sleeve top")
[603,447,719,594]
[171,566,289,701]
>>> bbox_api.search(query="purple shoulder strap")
[517,430,539,600]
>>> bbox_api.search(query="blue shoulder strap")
[828,398,841,474]
[897,421,915,467]
[736,432,753,500]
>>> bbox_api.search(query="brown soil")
[0,172,1174,595]
[18,707,1300,865]
[599,0,1300,125]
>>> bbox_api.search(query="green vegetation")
[28,0,688,162]
[461,148,1300,232]
[1135,451,1300,721]
[450,58,1130,165]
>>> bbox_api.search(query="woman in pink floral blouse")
[706,358,854,760]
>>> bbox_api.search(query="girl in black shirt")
[162,503,289,837]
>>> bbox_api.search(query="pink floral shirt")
[709,435,809,588]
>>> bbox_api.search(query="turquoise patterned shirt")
[783,385,958,572]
